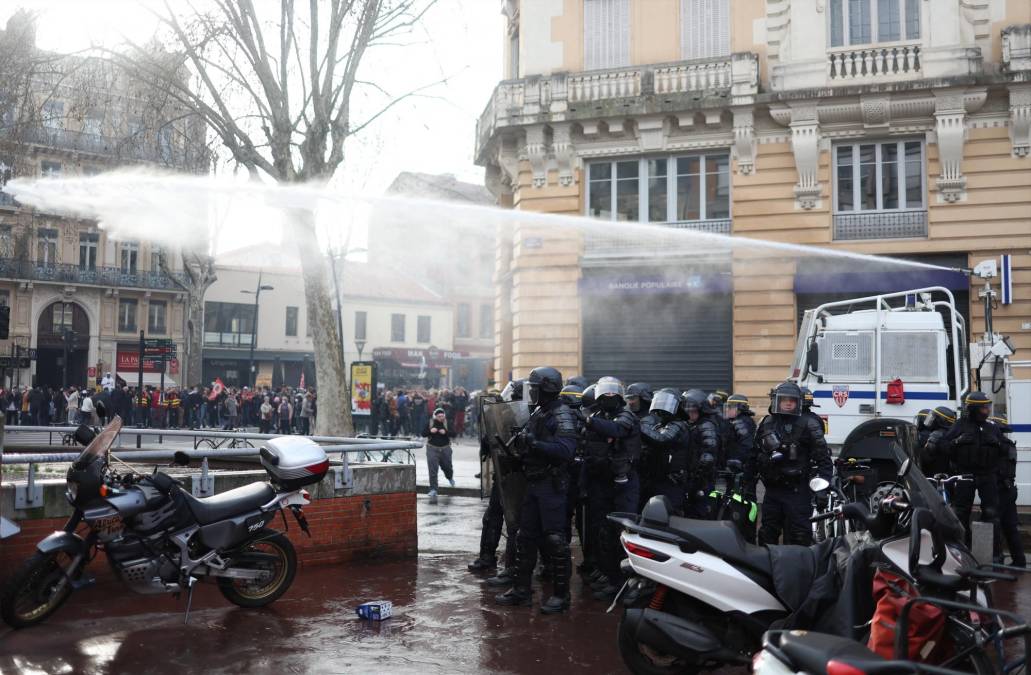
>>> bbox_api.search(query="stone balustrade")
[828,44,921,82]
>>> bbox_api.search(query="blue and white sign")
[1001,254,1013,305]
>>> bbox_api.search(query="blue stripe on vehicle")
[812,390,950,400]
[1011,424,1031,433]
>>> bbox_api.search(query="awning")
[118,372,178,388]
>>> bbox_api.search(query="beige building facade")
[477,0,1031,400]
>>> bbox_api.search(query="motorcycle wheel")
[0,550,81,628]
[217,529,297,608]
[616,602,700,675]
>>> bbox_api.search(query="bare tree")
[105,0,441,435]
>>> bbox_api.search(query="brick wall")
[0,490,417,587]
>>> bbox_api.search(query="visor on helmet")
[595,378,624,400]
[650,391,679,416]
[773,392,801,416]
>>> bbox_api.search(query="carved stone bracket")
[524,125,548,188]
[788,105,821,209]
[932,88,987,203]
[732,107,756,175]
[1009,84,1031,158]
[551,123,577,187]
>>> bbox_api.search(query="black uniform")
[992,417,1025,567]
[496,368,578,614]
[680,389,722,519]
[917,406,955,477]
[942,392,1004,547]
[750,382,832,546]
[477,383,525,586]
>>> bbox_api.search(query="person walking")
[299,393,313,435]
[422,407,456,503]
[224,391,239,430]
[277,396,292,435]
[65,387,80,425]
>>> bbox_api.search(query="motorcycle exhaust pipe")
[625,608,749,666]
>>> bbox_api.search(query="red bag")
[886,378,905,405]
[867,569,945,660]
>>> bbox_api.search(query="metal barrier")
[0,426,421,537]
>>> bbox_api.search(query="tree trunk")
[184,291,205,387]
[291,208,353,436]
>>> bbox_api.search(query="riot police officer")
[680,389,722,518]
[918,406,956,477]
[640,388,691,513]
[495,367,578,614]
[629,383,662,507]
[582,377,641,599]
[560,385,587,568]
[943,391,1005,546]
[915,408,932,448]
[708,390,735,469]
[991,415,1025,567]
[565,375,589,389]
[724,393,756,465]
[750,381,832,546]
[800,387,824,433]
[626,383,653,419]
[475,381,524,585]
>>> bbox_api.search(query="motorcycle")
[1,416,327,628]
[608,447,1006,675]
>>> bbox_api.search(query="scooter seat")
[180,482,276,525]
[779,631,887,672]
[667,516,772,577]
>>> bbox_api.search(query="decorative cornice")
[1009,84,1031,158]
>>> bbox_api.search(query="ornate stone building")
[0,12,207,390]
[476,0,1031,399]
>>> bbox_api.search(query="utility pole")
[242,271,274,388]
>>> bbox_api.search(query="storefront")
[115,346,178,388]
[372,347,469,390]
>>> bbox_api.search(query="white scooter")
[608,458,1004,675]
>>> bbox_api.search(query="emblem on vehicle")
[832,385,849,408]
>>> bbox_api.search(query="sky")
[0,0,504,252]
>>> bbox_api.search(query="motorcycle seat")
[778,630,887,672]
[180,482,276,525]
[666,516,772,578]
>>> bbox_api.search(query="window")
[158,128,174,163]
[509,29,520,78]
[79,233,98,271]
[456,303,471,338]
[41,161,62,178]
[417,315,431,343]
[52,302,74,333]
[0,289,9,307]
[480,303,493,339]
[587,154,731,223]
[203,301,255,345]
[681,0,730,60]
[36,228,57,264]
[42,101,64,129]
[118,298,138,332]
[83,114,102,137]
[830,0,919,47]
[150,244,163,272]
[285,306,298,337]
[354,310,367,340]
[120,242,138,274]
[584,0,630,70]
[834,140,924,213]
[391,313,405,342]
[148,300,167,334]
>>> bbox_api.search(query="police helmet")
[770,381,802,416]
[582,384,597,409]
[724,393,751,416]
[626,382,653,413]
[914,408,932,430]
[708,390,730,407]
[800,386,819,410]
[649,388,680,417]
[501,379,525,402]
[595,376,626,404]
[989,414,1012,434]
[527,367,563,406]
[963,390,992,421]
[926,406,956,431]
[565,375,589,389]
[680,388,709,415]
[560,384,584,408]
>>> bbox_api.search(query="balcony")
[203,332,254,348]
[583,219,732,263]
[0,258,188,291]
[0,190,15,208]
[476,53,759,161]
[4,126,208,169]
[832,210,927,241]
[828,44,920,82]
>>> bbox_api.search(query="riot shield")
[479,395,530,530]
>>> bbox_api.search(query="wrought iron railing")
[583,218,732,260]
[0,257,187,291]
[832,210,928,240]
[203,331,254,347]
[3,126,209,168]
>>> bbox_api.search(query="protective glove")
[814,489,830,511]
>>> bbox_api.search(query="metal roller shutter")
[582,278,733,392]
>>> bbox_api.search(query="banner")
[116,350,162,373]
[350,362,375,416]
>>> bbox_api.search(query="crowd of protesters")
[0,376,317,434]
[365,386,475,439]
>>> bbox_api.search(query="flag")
[208,378,224,400]
[1001,254,1012,305]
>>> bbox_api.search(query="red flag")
[208,378,224,400]
[299,371,306,390]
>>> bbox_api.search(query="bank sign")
[580,272,731,295]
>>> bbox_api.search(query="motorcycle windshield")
[889,440,966,543]
[74,416,123,469]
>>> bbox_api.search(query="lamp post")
[327,246,368,363]
[241,272,274,388]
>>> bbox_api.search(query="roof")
[385,172,493,204]
[215,243,446,305]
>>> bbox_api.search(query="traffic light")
[0,304,9,340]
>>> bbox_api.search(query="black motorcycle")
[1,416,327,628]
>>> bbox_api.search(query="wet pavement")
[3,492,1031,674]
